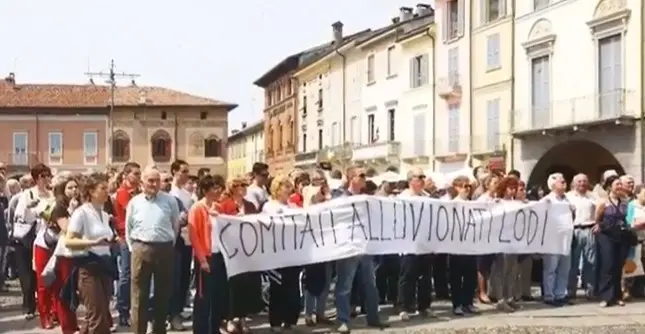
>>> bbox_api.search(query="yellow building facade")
[227,121,264,178]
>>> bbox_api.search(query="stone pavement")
[2,299,645,334]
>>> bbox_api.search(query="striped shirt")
[125,191,180,250]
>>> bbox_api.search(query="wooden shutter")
[457,0,465,35]
[499,0,506,17]
[409,57,416,88]
[420,54,429,86]
[480,0,487,25]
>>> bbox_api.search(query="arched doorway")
[527,139,624,189]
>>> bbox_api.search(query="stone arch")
[150,129,172,163]
[112,130,130,163]
[592,0,626,19]
[204,134,222,158]
[189,132,204,156]
[527,18,553,41]
[527,139,624,189]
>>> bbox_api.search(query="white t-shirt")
[566,191,596,227]
[262,200,291,215]
[14,187,55,249]
[65,203,114,257]
[170,184,195,246]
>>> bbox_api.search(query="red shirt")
[113,182,137,238]
[288,192,304,208]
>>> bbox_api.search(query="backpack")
[10,190,38,246]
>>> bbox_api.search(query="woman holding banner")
[475,173,500,304]
[447,176,479,316]
[218,177,259,334]
[263,175,302,333]
[490,176,521,312]
[189,175,230,334]
[515,181,535,302]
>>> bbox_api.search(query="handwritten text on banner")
[215,196,574,277]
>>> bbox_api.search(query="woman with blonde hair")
[263,175,301,332]
[218,177,258,333]
[476,173,500,304]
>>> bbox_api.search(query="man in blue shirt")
[333,166,388,333]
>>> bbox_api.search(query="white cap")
[602,169,618,181]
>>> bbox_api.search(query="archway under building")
[527,139,624,189]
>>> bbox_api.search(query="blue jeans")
[304,262,331,317]
[116,242,131,317]
[569,227,596,296]
[335,255,380,324]
[168,244,191,318]
[543,254,571,301]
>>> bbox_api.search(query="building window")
[448,104,460,153]
[331,122,338,146]
[350,116,358,145]
[83,131,98,165]
[387,46,395,77]
[317,89,323,110]
[277,124,283,151]
[486,99,500,151]
[302,95,308,116]
[598,34,623,118]
[368,114,376,143]
[150,129,172,163]
[486,33,501,70]
[12,132,28,165]
[484,0,504,23]
[286,80,292,96]
[268,127,273,153]
[387,109,395,141]
[531,55,550,128]
[446,0,462,40]
[161,111,167,120]
[112,130,130,162]
[318,128,323,150]
[200,111,207,120]
[367,54,375,83]
[204,135,222,157]
[410,54,429,88]
[276,86,282,102]
[448,47,459,86]
[48,132,63,165]
[534,0,549,10]
[412,112,426,156]
[302,133,307,152]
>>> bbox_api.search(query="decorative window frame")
[587,1,630,115]
[521,19,556,130]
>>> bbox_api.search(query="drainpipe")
[174,111,179,161]
[640,2,645,182]
[425,29,437,172]
[509,0,516,171]
[334,48,347,165]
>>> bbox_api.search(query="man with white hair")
[126,168,180,334]
[542,173,573,306]
[566,173,596,299]
[620,175,635,199]
[593,169,619,199]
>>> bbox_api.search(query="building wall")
[244,130,264,170]
[512,0,642,178]
[0,114,107,171]
[398,32,435,162]
[264,74,298,175]
[338,44,368,149]
[295,62,331,154]
[112,106,228,175]
[471,0,514,167]
[434,0,472,173]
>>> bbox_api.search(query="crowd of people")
[0,160,643,334]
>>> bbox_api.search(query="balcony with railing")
[437,73,462,100]
[353,141,400,162]
[512,90,637,136]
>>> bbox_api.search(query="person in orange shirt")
[219,177,258,333]
[189,175,229,334]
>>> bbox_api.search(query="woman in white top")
[475,173,500,304]
[64,173,116,334]
[14,163,55,325]
[262,175,300,333]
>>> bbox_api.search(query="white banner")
[215,195,574,277]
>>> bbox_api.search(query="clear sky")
[0,0,434,133]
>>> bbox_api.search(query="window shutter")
[486,37,493,68]
[409,57,415,88]
[442,7,448,41]
[420,54,429,86]
[480,0,487,25]
[499,0,506,17]
[457,0,465,35]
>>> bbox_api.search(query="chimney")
[415,3,433,16]
[4,72,15,85]
[399,7,413,22]
[391,16,400,24]
[242,122,247,129]
[138,90,147,105]
[332,21,344,44]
